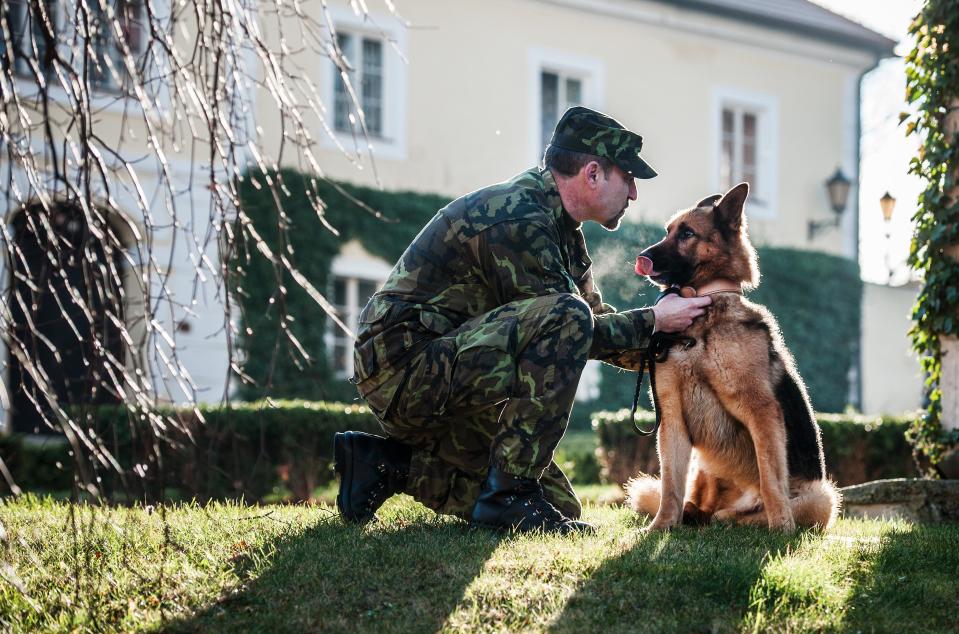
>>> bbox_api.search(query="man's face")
[593,164,638,231]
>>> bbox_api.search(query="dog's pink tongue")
[635,256,654,276]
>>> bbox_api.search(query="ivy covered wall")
[236,171,862,415]
[234,169,447,401]
[903,0,959,470]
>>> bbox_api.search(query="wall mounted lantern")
[880,191,900,282]
[808,167,852,241]
[880,191,897,224]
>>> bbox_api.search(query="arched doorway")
[7,201,127,434]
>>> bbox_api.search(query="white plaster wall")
[860,281,923,415]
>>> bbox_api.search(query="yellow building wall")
[257,0,878,257]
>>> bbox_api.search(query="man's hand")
[651,294,712,333]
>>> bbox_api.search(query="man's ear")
[714,182,749,232]
[583,160,603,186]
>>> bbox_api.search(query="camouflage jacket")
[353,167,655,396]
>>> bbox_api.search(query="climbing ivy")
[903,0,959,472]
[233,169,448,402]
[235,170,861,420]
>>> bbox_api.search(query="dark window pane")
[358,279,377,307]
[7,0,58,78]
[720,137,734,190]
[333,340,349,374]
[361,38,383,137]
[743,140,756,169]
[742,112,758,189]
[722,109,734,135]
[565,77,581,107]
[541,71,558,149]
[743,112,757,138]
[333,33,354,132]
[333,277,347,306]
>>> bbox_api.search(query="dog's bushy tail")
[625,475,841,528]
[625,475,661,516]
[791,479,842,528]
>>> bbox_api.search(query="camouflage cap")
[549,106,657,179]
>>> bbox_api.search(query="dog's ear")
[714,182,749,232]
[696,194,722,208]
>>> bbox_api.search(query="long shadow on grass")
[838,524,959,633]
[548,519,806,634]
[164,512,501,633]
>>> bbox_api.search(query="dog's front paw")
[643,515,677,532]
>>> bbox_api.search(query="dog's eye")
[679,228,696,240]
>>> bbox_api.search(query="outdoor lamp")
[808,168,852,241]
[880,191,896,223]
[881,191,899,282]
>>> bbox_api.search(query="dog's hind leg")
[729,480,841,528]
[713,489,763,523]
[790,479,842,528]
[682,465,719,526]
[709,381,795,531]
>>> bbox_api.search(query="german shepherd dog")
[626,182,840,531]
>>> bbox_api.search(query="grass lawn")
[2,494,958,633]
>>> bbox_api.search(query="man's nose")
[628,179,638,201]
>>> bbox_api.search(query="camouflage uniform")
[353,109,657,520]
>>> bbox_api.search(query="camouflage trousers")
[371,293,594,520]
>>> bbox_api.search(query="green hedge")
[234,170,449,402]
[591,408,918,487]
[237,172,861,418]
[0,401,381,502]
[1,403,918,500]
[0,403,605,498]
[553,432,602,485]
[579,223,862,415]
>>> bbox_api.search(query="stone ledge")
[840,478,959,523]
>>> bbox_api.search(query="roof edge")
[649,0,897,58]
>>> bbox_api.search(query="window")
[540,70,583,149]
[2,0,58,79]
[2,1,145,91]
[720,107,759,195]
[89,0,147,92]
[323,6,408,160]
[329,275,381,378]
[333,32,385,138]
[527,48,604,163]
[713,88,779,216]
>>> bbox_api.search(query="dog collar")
[674,280,743,298]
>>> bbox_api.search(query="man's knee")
[541,293,594,355]
[552,293,594,331]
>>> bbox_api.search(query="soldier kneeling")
[335,107,709,534]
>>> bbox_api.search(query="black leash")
[631,288,697,436]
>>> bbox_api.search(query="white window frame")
[332,32,385,138]
[539,70,584,150]
[711,86,779,219]
[321,6,408,161]
[527,47,605,165]
[324,248,393,379]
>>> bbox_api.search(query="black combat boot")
[333,431,411,524]
[470,466,595,535]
